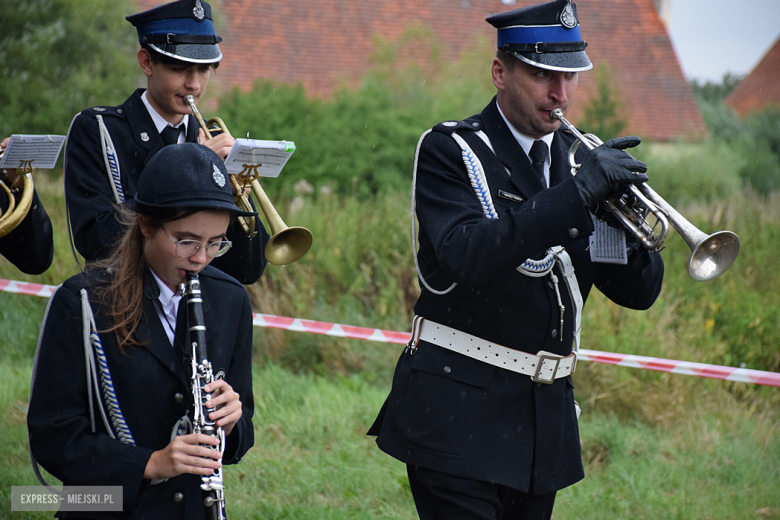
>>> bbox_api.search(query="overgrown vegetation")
[578,64,627,141]
[0,0,139,138]
[691,74,780,193]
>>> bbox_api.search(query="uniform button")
[568,228,579,238]
[117,108,123,114]
[172,492,184,503]
[174,393,184,405]
[547,281,554,289]
[551,329,558,339]
[443,366,452,374]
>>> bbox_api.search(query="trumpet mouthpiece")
[550,108,564,121]
[183,95,195,106]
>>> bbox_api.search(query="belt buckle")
[532,353,561,384]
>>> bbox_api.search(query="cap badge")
[140,132,150,142]
[212,163,226,188]
[193,0,205,21]
[560,1,577,29]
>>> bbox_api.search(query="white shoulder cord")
[64,114,124,272]
[96,115,125,204]
[63,114,86,272]
[80,289,137,445]
[411,126,582,350]
[29,288,65,492]
[412,129,457,295]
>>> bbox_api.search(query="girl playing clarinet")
[28,143,255,519]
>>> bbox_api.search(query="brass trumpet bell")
[0,151,34,239]
[184,95,312,265]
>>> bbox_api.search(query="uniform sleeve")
[210,210,269,285]
[221,287,255,463]
[0,189,53,274]
[595,248,665,310]
[415,130,594,286]
[27,284,154,512]
[64,112,127,261]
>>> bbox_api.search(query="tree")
[689,72,744,104]
[0,0,139,139]
[578,64,627,141]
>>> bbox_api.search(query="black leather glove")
[573,136,649,209]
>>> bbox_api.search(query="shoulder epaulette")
[84,105,125,119]
[432,118,483,135]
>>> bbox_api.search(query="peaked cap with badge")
[127,0,223,63]
[487,0,592,72]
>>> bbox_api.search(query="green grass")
[1,361,778,519]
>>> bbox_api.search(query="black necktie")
[529,140,548,188]
[161,125,182,146]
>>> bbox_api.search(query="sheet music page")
[589,216,628,264]
[0,134,66,169]
[224,139,295,177]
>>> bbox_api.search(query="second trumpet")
[184,95,312,265]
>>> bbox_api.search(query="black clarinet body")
[185,271,227,520]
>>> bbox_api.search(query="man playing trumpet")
[64,0,268,284]
[369,1,664,519]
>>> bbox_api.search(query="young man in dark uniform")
[0,137,53,275]
[64,0,268,284]
[369,1,665,518]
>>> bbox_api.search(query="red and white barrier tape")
[3,278,780,388]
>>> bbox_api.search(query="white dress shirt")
[141,91,188,143]
[496,102,554,188]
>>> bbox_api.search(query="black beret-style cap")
[130,143,257,218]
[126,0,223,64]
[486,0,592,72]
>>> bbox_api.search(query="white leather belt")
[406,316,576,384]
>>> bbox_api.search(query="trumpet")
[550,108,739,282]
[184,95,312,265]
[0,146,34,239]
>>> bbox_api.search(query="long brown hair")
[92,206,197,351]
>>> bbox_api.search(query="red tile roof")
[136,0,707,141]
[726,36,780,119]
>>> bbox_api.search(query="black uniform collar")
[480,97,546,197]
[123,89,199,163]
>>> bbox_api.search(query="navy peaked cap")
[126,0,223,64]
[486,0,592,72]
[130,143,256,218]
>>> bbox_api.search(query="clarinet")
[184,271,227,520]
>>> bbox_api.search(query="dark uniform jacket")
[64,89,268,284]
[0,188,53,274]
[370,97,664,494]
[28,265,254,519]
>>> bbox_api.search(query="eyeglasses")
[164,230,233,258]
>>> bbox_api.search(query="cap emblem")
[212,163,226,188]
[560,1,577,29]
[140,132,150,142]
[193,0,205,21]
